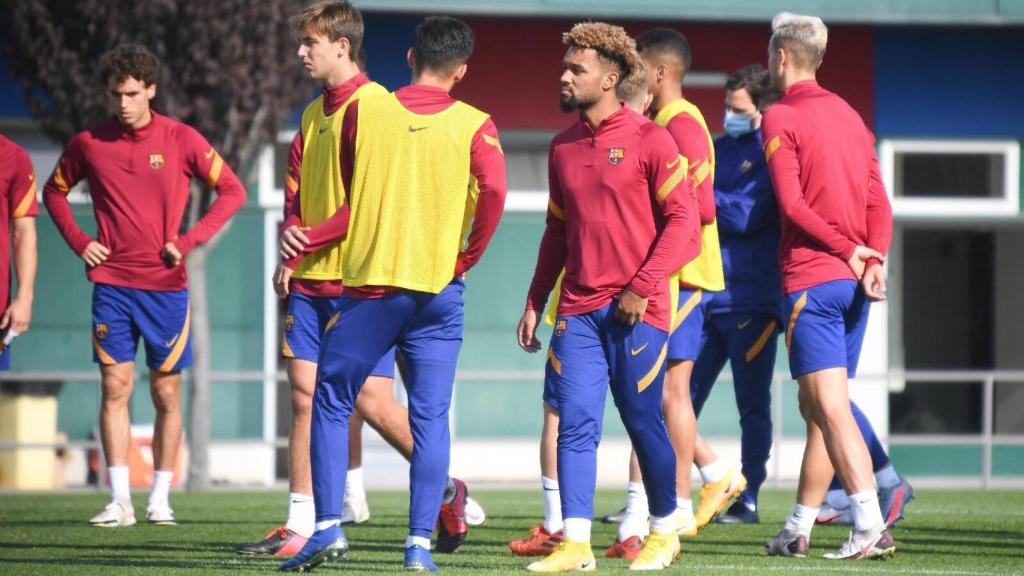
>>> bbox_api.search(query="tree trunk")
[186,245,212,491]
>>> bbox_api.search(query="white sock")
[783,503,819,537]
[345,467,366,501]
[109,466,130,502]
[849,490,884,532]
[649,513,676,533]
[315,519,340,531]
[406,535,431,549]
[698,460,727,484]
[563,517,591,542]
[148,469,173,507]
[826,488,850,509]
[617,482,650,540]
[675,497,693,517]
[875,465,901,490]
[541,476,563,533]
[285,492,315,537]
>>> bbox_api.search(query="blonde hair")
[563,22,642,85]
[770,12,827,69]
[615,58,648,109]
[290,0,363,54]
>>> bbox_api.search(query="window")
[880,139,1020,217]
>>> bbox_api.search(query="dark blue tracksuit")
[690,129,781,506]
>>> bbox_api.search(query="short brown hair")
[99,44,159,86]
[290,0,364,55]
[615,58,648,105]
[563,22,641,86]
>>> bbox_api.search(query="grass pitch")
[1,489,1022,575]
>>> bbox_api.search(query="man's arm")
[627,127,701,299]
[525,145,568,313]
[454,118,508,277]
[171,129,248,258]
[762,106,857,260]
[2,149,38,333]
[43,138,101,261]
[864,145,893,266]
[665,114,715,225]
[282,131,304,230]
[714,174,778,237]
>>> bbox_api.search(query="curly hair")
[562,22,641,85]
[99,44,159,86]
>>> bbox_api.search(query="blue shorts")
[0,341,9,370]
[784,280,869,379]
[667,288,713,362]
[284,291,395,378]
[91,283,192,373]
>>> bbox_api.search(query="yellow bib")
[654,99,725,292]
[343,93,490,293]
[293,81,387,280]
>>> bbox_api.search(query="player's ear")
[406,48,415,70]
[452,63,468,84]
[146,82,157,101]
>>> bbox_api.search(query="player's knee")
[291,386,313,416]
[101,374,133,404]
[150,381,181,413]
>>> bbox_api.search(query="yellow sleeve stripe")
[691,159,712,189]
[53,162,70,195]
[206,153,224,188]
[636,343,668,393]
[765,135,781,161]
[786,292,808,352]
[656,158,687,205]
[548,198,565,220]
[286,175,299,194]
[13,179,36,218]
[483,133,504,155]
[745,319,779,363]
[158,306,191,373]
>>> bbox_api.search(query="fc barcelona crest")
[149,153,165,170]
[608,147,625,165]
[739,159,753,173]
[555,319,567,337]
[284,314,296,332]
[95,323,109,340]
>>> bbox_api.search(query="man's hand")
[161,242,183,267]
[517,309,542,353]
[273,263,294,298]
[0,297,31,334]
[81,241,110,268]
[280,225,311,259]
[846,245,885,279]
[861,262,887,302]
[614,287,648,326]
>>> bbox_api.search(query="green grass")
[1,489,1022,575]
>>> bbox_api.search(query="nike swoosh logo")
[630,343,648,356]
[737,318,752,329]
[165,334,179,348]
[408,126,428,133]
[666,156,681,170]
[580,560,595,570]
[318,125,330,134]
[204,148,215,159]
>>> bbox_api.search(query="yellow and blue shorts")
[91,283,192,373]
[784,279,869,379]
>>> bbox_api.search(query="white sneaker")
[465,496,486,526]
[341,495,370,524]
[90,500,137,527]
[822,526,895,560]
[146,502,178,526]
[816,502,853,525]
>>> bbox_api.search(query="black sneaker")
[235,526,308,557]
[599,507,627,524]
[435,478,469,553]
[715,499,759,524]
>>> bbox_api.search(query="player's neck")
[580,97,621,131]
[410,70,456,93]
[653,82,683,114]
[323,60,361,89]
[781,69,816,91]
[122,109,153,132]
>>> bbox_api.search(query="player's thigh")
[724,312,779,416]
[691,318,729,414]
[282,292,325,364]
[91,283,139,367]
[548,312,608,440]
[667,288,710,363]
[319,294,413,388]
[134,287,191,374]
[785,280,856,379]
[603,311,670,425]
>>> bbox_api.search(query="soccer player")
[634,27,747,536]
[760,12,895,560]
[43,44,246,527]
[507,60,652,560]
[0,136,38,371]
[687,64,781,525]
[278,16,507,573]
[517,22,700,572]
